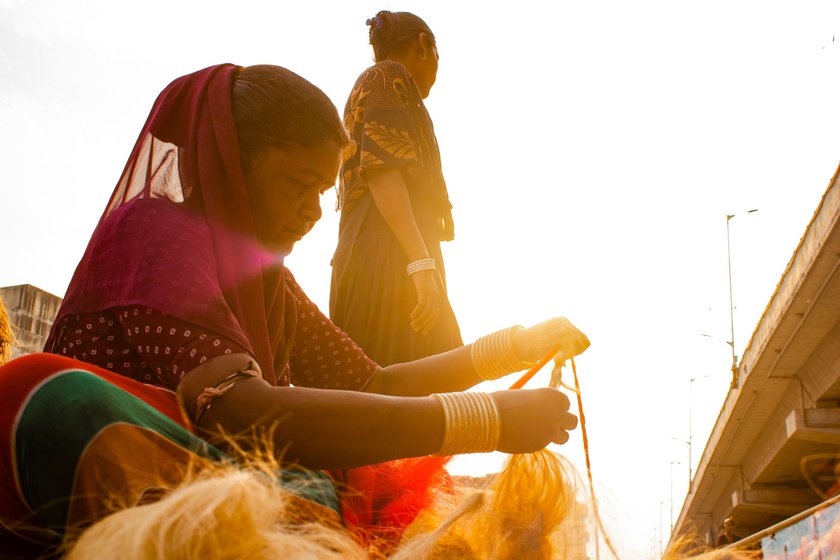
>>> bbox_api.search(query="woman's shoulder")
[282,267,308,301]
[349,60,421,114]
[97,198,212,251]
[355,60,413,91]
[374,59,412,78]
[104,197,197,229]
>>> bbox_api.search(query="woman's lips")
[281,228,307,241]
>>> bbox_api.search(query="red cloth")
[51,65,289,384]
[336,456,452,555]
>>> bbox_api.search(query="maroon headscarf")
[55,64,291,384]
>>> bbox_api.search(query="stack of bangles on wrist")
[470,326,534,381]
[431,392,501,455]
[406,257,436,276]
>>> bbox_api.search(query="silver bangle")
[406,257,436,276]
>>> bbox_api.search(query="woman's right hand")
[410,269,443,334]
[512,317,591,365]
[491,388,578,453]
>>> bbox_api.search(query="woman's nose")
[300,190,322,223]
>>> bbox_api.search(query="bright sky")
[2,1,839,558]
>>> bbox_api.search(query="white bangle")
[471,326,533,381]
[431,392,501,455]
[406,257,436,276]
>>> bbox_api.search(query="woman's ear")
[416,32,431,61]
[241,149,265,177]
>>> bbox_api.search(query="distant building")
[671,164,840,549]
[0,284,62,359]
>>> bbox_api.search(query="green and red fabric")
[0,353,339,554]
[0,353,213,552]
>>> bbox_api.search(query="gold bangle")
[431,392,501,455]
[470,326,532,381]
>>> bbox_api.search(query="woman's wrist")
[430,391,501,455]
[511,325,534,364]
[406,257,436,276]
[510,324,555,364]
[470,326,533,381]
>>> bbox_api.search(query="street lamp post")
[659,500,666,558]
[672,435,691,491]
[670,460,681,530]
[725,208,758,389]
[673,375,708,491]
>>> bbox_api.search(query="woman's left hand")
[511,317,590,365]
[410,269,443,334]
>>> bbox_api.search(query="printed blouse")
[339,59,454,241]
[45,269,378,392]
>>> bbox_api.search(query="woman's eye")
[288,179,312,194]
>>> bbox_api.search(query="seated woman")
[0,64,589,555]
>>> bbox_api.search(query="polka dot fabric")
[45,307,247,390]
[45,273,379,393]
[285,273,378,390]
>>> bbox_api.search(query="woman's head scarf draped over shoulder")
[54,64,345,384]
[367,10,435,62]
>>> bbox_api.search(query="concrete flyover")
[671,162,840,546]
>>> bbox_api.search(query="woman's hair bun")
[367,10,432,62]
[367,11,392,44]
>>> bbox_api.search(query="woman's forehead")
[256,143,341,181]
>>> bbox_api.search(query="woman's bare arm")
[177,353,444,469]
[366,167,430,265]
[366,167,442,334]
[365,317,591,397]
[177,352,578,470]
[363,345,477,396]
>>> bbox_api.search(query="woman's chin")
[265,239,295,258]
[255,231,301,259]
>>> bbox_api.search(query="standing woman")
[331,11,461,366]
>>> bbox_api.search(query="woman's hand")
[492,388,578,453]
[410,269,443,334]
[512,317,590,365]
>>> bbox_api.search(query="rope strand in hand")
[509,350,621,559]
